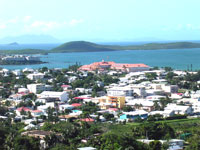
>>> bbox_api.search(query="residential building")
[98,96,125,109]
[39,91,68,102]
[79,60,149,72]
[107,87,133,97]
[27,84,52,94]
[27,72,45,80]
[164,103,193,115]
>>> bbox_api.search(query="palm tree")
[4,131,16,150]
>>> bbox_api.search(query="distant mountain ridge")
[0,34,60,44]
[8,42,19,46]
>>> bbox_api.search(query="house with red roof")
[31,110,44,117]
[16,107,32,116]
[80,118,95,122]
[78,60,149,72]
[71,103,82,107]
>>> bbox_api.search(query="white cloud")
[0,24,6,29]
[186,24,192,29]
[176,24,183,30]
[69,19,83,26]
[24,16,32,22]
[29,20,60,31]
[7,17,19,23]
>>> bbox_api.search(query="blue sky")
[0,0,200,42]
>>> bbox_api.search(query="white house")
[18,88,29,94]
[164,103,193,115]
[162,85,178,93]
[59,104,74,111]
[27,72,45,80]
[126,99,154,112]
[27,84,52,94]
[12,70,22,76]
[39,91,68,102]
[107,86,133,97]
[138,139,184,150]
[31,110,44,117]
[149,110,175,118]
[192,101,200,113]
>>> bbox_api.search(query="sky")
[0,0,200,42]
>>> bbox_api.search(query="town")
[0,60,200,149]
[0,55,45,65]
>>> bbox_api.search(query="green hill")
[51,41,115,52]
[1,41,200,55]
[51,41,200,53]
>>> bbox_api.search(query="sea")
[0,43,200,70]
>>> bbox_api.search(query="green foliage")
[186,135,200,150]
[80,102,100,114]
[164,67,173,72]
[103,113,114,121]
[0,106,8,116]
[13,136,40,150]
[147,114,163,122]
[159,97,172,110]
[136,122,175,140]
[3,41,200,55]
[122,106,135,112]
[0,127,8,149]
[50,143,73,150]
[51,41,200,53]
[18,100,33,107]
[145,72,157,81]
[88,132,149,150]
[149,140,162,150]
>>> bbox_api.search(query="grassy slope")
[106,118,200,135]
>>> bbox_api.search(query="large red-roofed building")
[79,60,149,72]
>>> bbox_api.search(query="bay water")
[0,44,200,70]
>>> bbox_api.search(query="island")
[0,55,47,65]
[1,41,200,54]
[8,42,19,46]
[51,41,200,52]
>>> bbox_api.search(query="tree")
[13,136,40,150]
[122,106,135,112]
[44,134,62,149]
[149,140,162,150]
[164,67,173,72]
[147,114,163,122]
[145,73,157,81]
[50,143,73,150]
[22,93,37,101]
[0,127,8,149]
[0,106,8,116]
[186,135,200,150]
[103,113,114,121]
[89,132,149,150]
[100,132,120,150]
[139,122,175,140]
[153,101,161,111]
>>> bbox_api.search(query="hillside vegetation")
[1,41,200,54]
[51,41,200,52]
